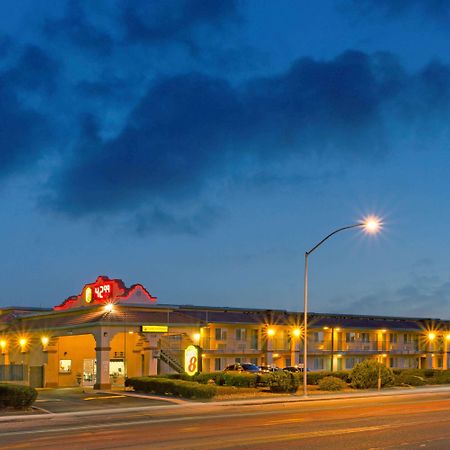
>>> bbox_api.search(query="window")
[313,332,324,343]
[59,359,72,373]
[361,333,370,343]
[215,328,227,341]
[313,357,324,370]
[390,333,398,344]
[346,332,356,342]
[250,329,258,350]
[235,328,246,341]
[214,358,223,371]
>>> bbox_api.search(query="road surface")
[1,390,449,449]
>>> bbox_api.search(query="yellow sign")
[85,287,92,303]
[184,345,199,376]
[141,325,168,333]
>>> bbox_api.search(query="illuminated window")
[59,359,72,373]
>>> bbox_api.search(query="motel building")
[0,276,449,389]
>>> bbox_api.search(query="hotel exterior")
[1,276,449,389]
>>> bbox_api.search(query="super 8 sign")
[184,345,200,375]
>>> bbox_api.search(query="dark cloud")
[121,0,239,50]
[43,0,114,56]
[0,45,54,178]
[0,86,49,177]
[3,45,60,93]
[341,0,450,22]
[42,50,450,235]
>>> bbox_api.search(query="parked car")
[283,366,310,372]
[223,363,261,373]
[259,365,282,373]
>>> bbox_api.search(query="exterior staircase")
[158,333,194,374]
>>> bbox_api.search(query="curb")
[1,385,449,423]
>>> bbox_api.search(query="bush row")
[0,384,37,409]
[125,377,216,400]
[393,369,450,386]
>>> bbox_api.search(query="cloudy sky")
[1,0,450,319]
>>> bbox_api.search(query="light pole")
[303,216,381,396]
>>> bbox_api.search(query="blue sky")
[1,0,450,319]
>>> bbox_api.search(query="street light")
[302,216,381,396]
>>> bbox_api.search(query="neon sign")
[94,283,112,300]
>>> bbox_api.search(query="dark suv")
[223,363,261,373]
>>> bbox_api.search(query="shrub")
[350,360,395,389]
[125,377,216,400]
[265,371,300,393]
[0,384,38,409]
[394,373,425,387]
[306,371,351,385]
[318,376,348,391]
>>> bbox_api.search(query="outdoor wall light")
[428,332,436,341]
[41,336,49,347]
[0,340,6,352]
[193,333,201,343]
[267,328,276,337]
[292,328,301,338]
[104,303,114,313]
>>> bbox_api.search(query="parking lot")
[33,387,176,414]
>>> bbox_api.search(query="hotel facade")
[1,276,449,389]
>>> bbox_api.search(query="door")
[83,359,96,386]
[29,366,44,388]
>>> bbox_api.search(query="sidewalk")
[1,384,449,423]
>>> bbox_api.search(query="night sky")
[1,1,450,319]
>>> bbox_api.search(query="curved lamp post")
[303,216,381,396]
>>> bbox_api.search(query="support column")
[443,338,449,370]
[290,338,299,366]
[266,336,273,366]
[142,334,160,376]
[43,341,59,388]
[94,330,111,390]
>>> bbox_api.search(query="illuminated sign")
[85,287,93,304]
[94,283,112,300]
[141,325,169,333]
[184,345,200,376]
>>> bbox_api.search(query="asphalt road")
[1,390,450,449]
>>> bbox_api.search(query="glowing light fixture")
[428,332,436,341]
[104,303,114,313]
[19,338,27,350]
[41,336,49,347]
[292,328,301,338]
[446,334,450,341]
[362,215,382,234]
[193,332,201,343]
[267,328,275,337]
[0,340,6,351]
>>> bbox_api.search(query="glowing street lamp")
[302,216,382,396]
